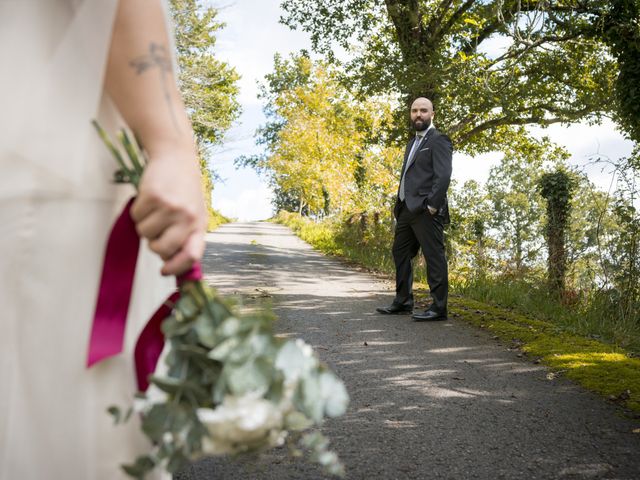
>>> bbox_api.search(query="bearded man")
[377,97,453,321]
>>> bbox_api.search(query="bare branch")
[454,109,590,145]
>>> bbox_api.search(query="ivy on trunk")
[538,170,575,296]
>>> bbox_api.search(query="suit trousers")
[392,202,448,312]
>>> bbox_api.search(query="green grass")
[448,295,640,411]
[207,208,232,232]
[276,211,640,412]
[455,277,640,353]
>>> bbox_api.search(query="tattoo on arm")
[130,43,180,131]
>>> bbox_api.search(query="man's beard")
[412,117,431,131]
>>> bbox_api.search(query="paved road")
[180,222,640,480]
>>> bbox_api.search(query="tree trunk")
[538,170,574,297]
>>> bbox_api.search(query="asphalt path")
[179,222,640,480]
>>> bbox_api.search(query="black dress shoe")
[376,303,413,314]
[412,309,448,321]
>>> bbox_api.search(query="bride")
[0,1,206,478]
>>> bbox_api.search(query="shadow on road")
[177,223,640,480]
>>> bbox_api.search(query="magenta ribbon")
[87,199,203,391]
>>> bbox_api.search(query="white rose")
[197,394,285,455]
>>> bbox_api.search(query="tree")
[538,169,576,295]
[523,0,640,143]
[170,0,241,226]
[280,0,615,153]
[171,0,241,146]
[603,0,640,142]
[238,53,403,217]
[447,179,492,278]
[485,136,568,273]
[595,150,640,322]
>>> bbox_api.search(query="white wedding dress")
[0,1,175,478]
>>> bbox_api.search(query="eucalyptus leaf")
[176,295,199,319]
[227,339,253,364]
[162,315,193,337]
[248,332,275,357]
[265,372,285,403]
[123,406,134,423]
[176,344,210,361]
[149,376,183,395]
[317,450,339,467]
[298,375,323,423]
[141,404,171,442]
[212,372,228,405]
[225,357,272,396]
[122,455,156,479]
[318,372,349,418]
[301,430,327,450]
[208,336,240,361]
[208,301,233,324]
[275,340,318,381]
[218,316,241,337]
[194,313,218,347]
[107,406,121,424]
[166,451,190,474]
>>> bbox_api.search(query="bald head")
[411,97,433,111]
[410,97,434,132]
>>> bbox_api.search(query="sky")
[210,1,635,222]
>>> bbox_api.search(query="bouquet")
[93,122,349,479]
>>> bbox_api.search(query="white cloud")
[452,151,502,187]
[213,181,274,222]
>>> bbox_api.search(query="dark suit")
[392,127,453,313]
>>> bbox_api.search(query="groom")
[377,97,452,321]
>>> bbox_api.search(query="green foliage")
[487,136,568,271]
[121,281,348,478]
[170,0,241,227]
[280,0,615,151]
[601,0,640,142]
[242,54,402,217]
[275,210,398,274]
[538,169,577,294]
[207,207,231,232]
[595,149,640,327]
[170,0,241,146]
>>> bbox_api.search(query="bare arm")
[105,0,206,276]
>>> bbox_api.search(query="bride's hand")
[131,150,206,276]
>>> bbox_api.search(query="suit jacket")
[394,127,453,223]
